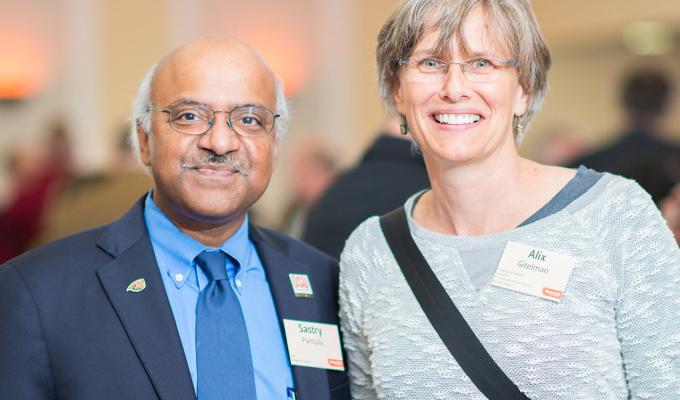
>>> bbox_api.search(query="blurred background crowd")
[1,0,679,263]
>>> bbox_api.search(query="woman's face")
[393,6,528,167]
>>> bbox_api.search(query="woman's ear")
[513,86,529,117]
[392,79,406,115]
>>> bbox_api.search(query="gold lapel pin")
[126,278,146,293]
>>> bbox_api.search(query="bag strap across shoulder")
[379,207,530,400]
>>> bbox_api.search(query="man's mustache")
[182,153,249,176]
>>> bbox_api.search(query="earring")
[514,119,525,143]
[399,115,409,135]
[400,123,408,135]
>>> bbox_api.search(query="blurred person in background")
[280,139,338,238]
[531,123,587,166]
[34,127,152,245]
[0,37,350,400]
[0,121,73,263]
[339,0,680,399]
[572,69,680,203]
[303,115,430,259]
[660,183,680,244]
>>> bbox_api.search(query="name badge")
[282,319,345,371]
[491,241,574,302]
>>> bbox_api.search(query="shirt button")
[174,273,184,282]
[235,279,242,288]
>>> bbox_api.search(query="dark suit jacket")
[0,198,350,400]
[303,135,430,259]
[570,129,680,203]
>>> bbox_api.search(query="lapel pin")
[126,278,147,293]
[289,273,314,298]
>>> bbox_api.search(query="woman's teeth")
[434,114,481,125]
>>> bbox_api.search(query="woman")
[338,1,680,399]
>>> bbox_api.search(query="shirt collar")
[143,192,257,289]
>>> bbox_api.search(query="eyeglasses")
[150,103,280,137]
[398,56,518,83]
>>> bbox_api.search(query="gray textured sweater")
[339,174,680,399]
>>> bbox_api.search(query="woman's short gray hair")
[129,64,289,160]
[377,0,551,140]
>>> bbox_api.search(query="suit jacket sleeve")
[0,262,56,399]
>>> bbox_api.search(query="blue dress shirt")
[143,193,294,399]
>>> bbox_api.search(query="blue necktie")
[195,250,256,400]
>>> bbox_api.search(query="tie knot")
[195,250,228,281]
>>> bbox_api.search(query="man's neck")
[152,193,246,248]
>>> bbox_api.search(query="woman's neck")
[414,154,574,236]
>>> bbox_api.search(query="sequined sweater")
[339,174,680,400]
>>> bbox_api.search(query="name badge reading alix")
[491,241,574,302]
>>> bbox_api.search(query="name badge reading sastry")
[282,319,345,371]
[491,241,574,302]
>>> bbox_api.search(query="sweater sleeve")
[339,220,379,400]
[603,180,680,399]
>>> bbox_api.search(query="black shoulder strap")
[379,207,530,400]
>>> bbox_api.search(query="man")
[0,37,350,400]
[280,141,338,238]
[303,117,430,259]
[571,69,680,203]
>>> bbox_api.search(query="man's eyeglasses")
[398,56,518,84]
[150,103,280,137]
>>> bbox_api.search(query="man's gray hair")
[129,63,289,159]
[376,0,551,144]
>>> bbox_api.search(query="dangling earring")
[400,115,409,135]
[514,118,525,144]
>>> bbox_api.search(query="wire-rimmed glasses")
[398,56,518,83]
[150,103,280,137]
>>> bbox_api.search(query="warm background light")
[0,27,51,100]
[240,27,311,97]
[622,21,675,56]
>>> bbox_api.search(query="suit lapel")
[251,227,331,400]
[96,199,195,400]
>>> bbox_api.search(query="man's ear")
[137,125,152,166]
[271,137,280,164]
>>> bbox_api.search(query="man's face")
[138,43,278,227]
